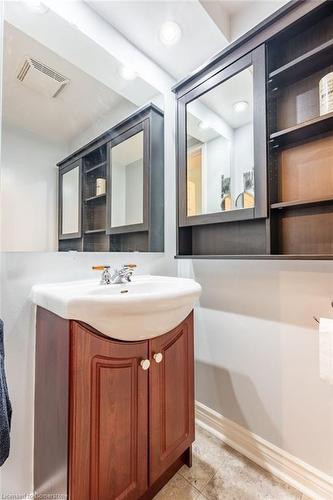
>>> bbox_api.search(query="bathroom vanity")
[32,276,201,499]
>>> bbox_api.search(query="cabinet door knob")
[140,359,150,370]
[153,352,163,363]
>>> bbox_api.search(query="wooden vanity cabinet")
[149,322,194,485]
[70,322,149,500]
[34,307,194,500]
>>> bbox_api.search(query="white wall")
[232,122,253,201]
[178,259,333,477]
[125,160,143,225]
[230,1,289,41]
[69,99,136,152]
[1,123,67,252]
[203,135,230,214]
[111,161,127,227]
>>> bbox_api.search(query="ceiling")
[86,0,229,80]
[201,66,253,129]
[219,1,250,15]
[3,0,287,146]
[187,67,253,144]
[2,23,135,144]
[112,131,143,167]
[85,0,285,134]
[86,0,287,81]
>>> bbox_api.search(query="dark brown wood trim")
[34,307,71,498]
[139,448,192,500]
[175,254,333,260]
[179,209,256,227]
[252,44,267,219]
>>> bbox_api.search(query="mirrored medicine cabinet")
[58,104,164,252]
[174,0,333,259]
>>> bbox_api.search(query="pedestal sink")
[31,275,201,341]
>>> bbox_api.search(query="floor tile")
[159,426,303,499]
[192,425,250,472]
[200,457,301,500]
[154,473,201,499]
[179,444,218,491]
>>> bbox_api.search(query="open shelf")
[270,196,333,210]
[266,4,333,260]
[269,39,333,87]
[85,161,107,174]
[85,193,106,202]
[270,112,333,148]
[83,232,110,252]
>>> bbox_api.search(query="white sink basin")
[31,275,201,341]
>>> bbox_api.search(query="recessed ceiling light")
[120,66,137,81]
[198,121,209,130]
[159,21,182,46]
[23,0,48,13]
[233,100,249,113]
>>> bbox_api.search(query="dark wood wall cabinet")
[173,0,333,259]
[58,104,164,252]
[34,307,194,500]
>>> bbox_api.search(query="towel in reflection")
[0,319,12,465]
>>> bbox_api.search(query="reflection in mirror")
[186,66,254,217]
[1,2,163,251]
[111,132,144,228]
[62,166,80,235]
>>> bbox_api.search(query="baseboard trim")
[195,401,333,500]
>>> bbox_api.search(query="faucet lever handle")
[124,264,137,269]
[92,265,110,270]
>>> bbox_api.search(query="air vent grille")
[16,57,70,98]
[17,59,30,82]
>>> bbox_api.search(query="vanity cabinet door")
[149,312,194,484]
[69,322,149,500]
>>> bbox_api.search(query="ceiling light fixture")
[120,66,137,81]
[233,100,249,113]
[198,121,209,130]
[159,21,182,46]
[23,0,48,13]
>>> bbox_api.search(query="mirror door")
[107,121,149,234]
[178,45,266,227]
[59,161,82,240]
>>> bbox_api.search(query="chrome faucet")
[92,265,112,285]
[110,264,137,284]
[92,264,137,285]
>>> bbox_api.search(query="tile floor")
[155,425,308,500]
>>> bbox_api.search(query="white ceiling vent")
[17,57,70,98]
